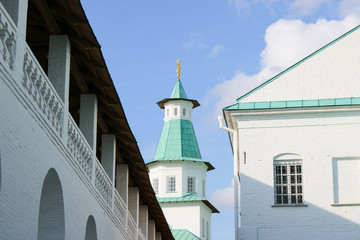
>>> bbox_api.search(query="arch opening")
[37,168,65,240]
[85,215,97,240]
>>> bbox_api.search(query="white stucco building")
[147,79,219,240]
[0,0,173,239]
[222,25,360,239]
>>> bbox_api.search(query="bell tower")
[147,60,219,240]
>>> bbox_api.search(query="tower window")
[183,108,186,116]
[187,177,196,193]
[153,178,159,195]
[202,179,205,196]
[206,221,209,240]
[166,176,176,192]
[202,219,205,237]
[166,109,169,117]
[174,108,178,116]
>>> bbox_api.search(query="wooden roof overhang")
[26,0,173,239]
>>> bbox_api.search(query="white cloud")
[228,0,252,16]
[206,15,360,115]
[339,0,360,18]
[288,0,328,17]
[208,44,225,58]
[210,180,234,209]
[182,32,206,51]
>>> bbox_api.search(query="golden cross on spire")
[176,58,181,79]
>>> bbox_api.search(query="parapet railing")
[0,3,16,73]
[0,3,140,240]
[138,230,146,240]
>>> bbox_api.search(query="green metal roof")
[171,229,200,240]
[236,24,360,102]
[157,80,200,109]
[150,119,214,170]
[170,79,188,99]
[224,97,360,110]
[157,194,220,213]
[157,194,206,203]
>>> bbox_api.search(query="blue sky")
[81,1,360,239]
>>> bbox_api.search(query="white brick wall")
[234,107,360,240]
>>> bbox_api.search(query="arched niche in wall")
[0,147,2,192]
[37,168,65,240]
[0,146,2,192]
[84,215,98,240]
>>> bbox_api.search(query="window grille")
[153,178,159,194]
[202,179,205,196]
[166,176,176,192]
[187,177,196,193]
[274,158,303,205]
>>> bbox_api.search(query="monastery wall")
[0,65,128,240]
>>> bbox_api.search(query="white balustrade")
[0,2,16,72]
[138,231,146,240]
[67,115,93,179]
[127,214,138,240]
[114,190,127,227]
[22,46,64,136]
[94,159,113,205]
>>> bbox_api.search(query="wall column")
[116,164,128,206]
[79,94,98,152]
[155,232,162,240]
[48,35,71,138]
[148,220,155,240]
[128,187,139,225]
[139,205,148,238]
[48,35,71,109]
[101,134,116,183]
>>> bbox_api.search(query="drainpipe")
[218,116,240,240]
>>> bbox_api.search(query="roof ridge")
[236,24,360,102]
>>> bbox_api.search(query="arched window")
[85,216,97,240]
[174,108,178,116]
[273,154,303,205]
[183,108,186,116]
[38,168,65,240]
[166,109,169,117]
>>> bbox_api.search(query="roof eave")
[157,98,200,109]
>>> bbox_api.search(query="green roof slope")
[153,119,202,161]
[171,229,200,240]
[170,79,188,99]
[157,194,220,213]
[157,79,200,109]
